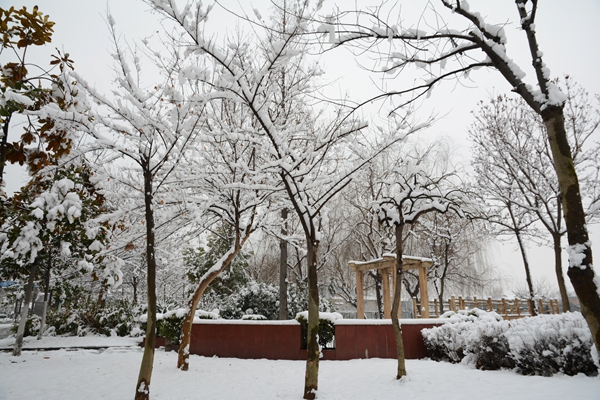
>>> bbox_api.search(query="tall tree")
[328,0,600,355]
[375,153,472,379]
[47,15,206,398]
[471,82,599,311]
[143,2,422,397]
[0,162,112,355]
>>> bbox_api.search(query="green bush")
[45,298,138,336]
[11,314,41,337]
[296,314,336,349]
[157,312,184,345]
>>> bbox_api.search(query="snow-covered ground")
[0,336,598,399]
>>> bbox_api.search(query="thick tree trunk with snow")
[303,239,320,399]
[543,108,600,354]
[552,232,570,312]
[177,246,239,370]
[13,261,38,356]
[392,223,407,379]
[135,165,157,400]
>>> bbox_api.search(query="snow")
[0,335,598,399]
[567,241,591,269]
[335,318,445,326]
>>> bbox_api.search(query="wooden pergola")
[348,254,434,319]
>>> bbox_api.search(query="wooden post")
[515,298,521,317]
[381,269,391,319]
[391,267,402,318]
[501,298,508,317]
[418,265,430,318]
[510,299,516,315]
[458,296,464,310]
[434,298,439,317]
[538,299,544,314]
[487,297,493,312]
[356,270,364,319]
[527,299,533,315]
[473,297,478,309]
[450,296,456,312]
[552,299,559,314]
[412,297,418,318]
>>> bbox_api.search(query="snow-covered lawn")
[0,337,598,399]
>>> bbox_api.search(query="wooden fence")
[412,296,560,320]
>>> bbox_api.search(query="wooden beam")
[382,269,391,319]
[356,271,364,319]
[418,266,429,318]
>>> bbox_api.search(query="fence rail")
[412,296,560,320]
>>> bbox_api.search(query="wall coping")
[335,318,446,325]
[192,318,447,325]
[192,318,300,325]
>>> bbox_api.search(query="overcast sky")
[4,0,600,295]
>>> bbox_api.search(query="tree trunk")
[507,202,537,316]
[303,239,320,399]
[177,245,239,370]
[552,232,570,312]
[437,242,450,314]
[132,275,138,305]
[279,208,288,320]
[135,164,157,400]
[13,260,38,356]
[0,114,11,189]
[37,263,51,340]
[514,229,537,316]
[543,108,600,355]
[391,222,407,379]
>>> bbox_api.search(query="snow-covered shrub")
[506,313,597,377]
[296,311,343,349]
[157,309,186,345]
[439,308,503,322]
[423,308,502,363]
[46,298,138,337]
[422,312,597,377]
[219,281,279,320]
[10,314,41,337]
[463,320,514,371]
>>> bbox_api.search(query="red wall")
[334,323,438,360]
[190,322,302,360]
[187,321,442,360]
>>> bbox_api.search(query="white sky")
[4,0,600,296]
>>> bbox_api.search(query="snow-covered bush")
[46,299,138,337]
[423,308,502,363]
[157,309,186,345]
[296,312,343,349]
[422,312,597,376]
[219,281,279,320]
[10,314,41,337]
[506,313,597,376]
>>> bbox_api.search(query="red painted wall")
[334,323,439,360]
[187,321,442,360]
[190,322,303,360]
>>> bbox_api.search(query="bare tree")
[471,80,599,311]
[47,15,207,398]
[327,0,600,355]
[375,156,473,379]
